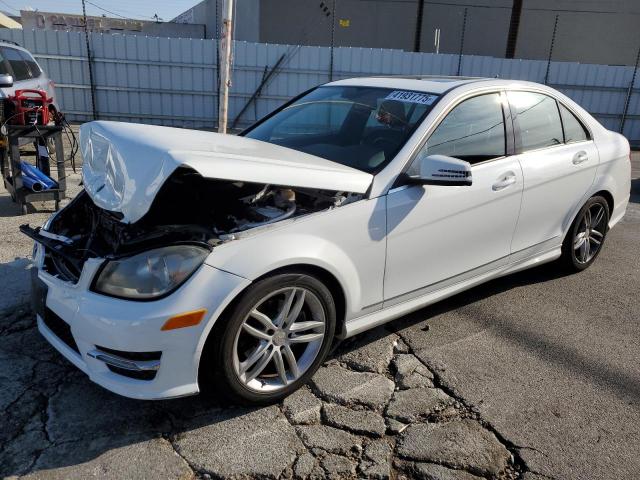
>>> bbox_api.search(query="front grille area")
[42,308,80,354]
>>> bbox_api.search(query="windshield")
[243,86,439,173]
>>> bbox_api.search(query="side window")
[1,47,31,81]
[508,91,563,151]
[18,50,41,78]
[559,103,589,143]
[421,93,506,164]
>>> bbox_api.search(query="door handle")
[572,151,589,165]
[492,173,517,191]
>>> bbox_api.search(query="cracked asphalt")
[0,152,638,480]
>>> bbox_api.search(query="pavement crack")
[514,444,548,456]
[162,433,200,479]
[276,402,314,459]
[394,329,529,478]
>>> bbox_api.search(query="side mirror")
[406,154,472,186]
[0,74,14,88]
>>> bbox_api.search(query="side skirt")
[343,246,561,338]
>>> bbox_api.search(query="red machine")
[7,89,53,125]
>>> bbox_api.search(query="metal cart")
[0,124,66,215]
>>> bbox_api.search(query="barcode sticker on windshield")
[384,91,437,105]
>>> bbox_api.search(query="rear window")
[1,47,31,81]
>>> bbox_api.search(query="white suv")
[0,40,59,115]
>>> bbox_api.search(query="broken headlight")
[93,245,209,300]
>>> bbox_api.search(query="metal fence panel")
[0,29,637,143]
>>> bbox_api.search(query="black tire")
[200,272,336,405]
[560,195,610,272]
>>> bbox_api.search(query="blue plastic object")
[20,161,58,191]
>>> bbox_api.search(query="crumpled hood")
[80,121,373,224]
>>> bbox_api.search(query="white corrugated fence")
[0,29,637,145]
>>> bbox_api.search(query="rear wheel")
[560,195,609,272]
[201,272,335,405]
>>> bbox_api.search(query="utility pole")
[544,14,559,85]
[620,45,640,135]
[218,0,234,133]
[505,0,523,59]
[329,0,336,81]
[81,0,98,119]
[456,8,468,76]
[414,0,425,52]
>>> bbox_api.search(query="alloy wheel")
[232,287,326,392]
[573,202,607,264]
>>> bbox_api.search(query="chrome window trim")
[468,155,509,168]
[565,139,593,146]
[510,139,596,157]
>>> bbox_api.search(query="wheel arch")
[592,189,614,217]
[255,264,348,339]
[564,188,615,239]
[196,262,348,390]
[211,263,347,339]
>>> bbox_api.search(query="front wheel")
[560,195,610,272]
[201,272,336,405]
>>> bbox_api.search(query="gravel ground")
[0,141,638,479]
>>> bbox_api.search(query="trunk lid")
[80,121,373,224]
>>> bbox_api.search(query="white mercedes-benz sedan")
[22,77,630,404]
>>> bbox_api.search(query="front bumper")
[32,246,250,400]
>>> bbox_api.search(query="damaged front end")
[22,121,371,298]
[22,169,361,294]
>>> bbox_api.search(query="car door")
[383,92,523,303]
[507,90,598,257]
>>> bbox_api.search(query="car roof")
[326,76,542,95]
[0,40,30,53]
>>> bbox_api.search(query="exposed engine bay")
[21,167,360,283]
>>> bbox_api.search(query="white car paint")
[80,121,373,224]
[383,154,524,301]
[33,77,630,400]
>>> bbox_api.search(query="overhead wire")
[84,0,158,21]
[0,0,19,14]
